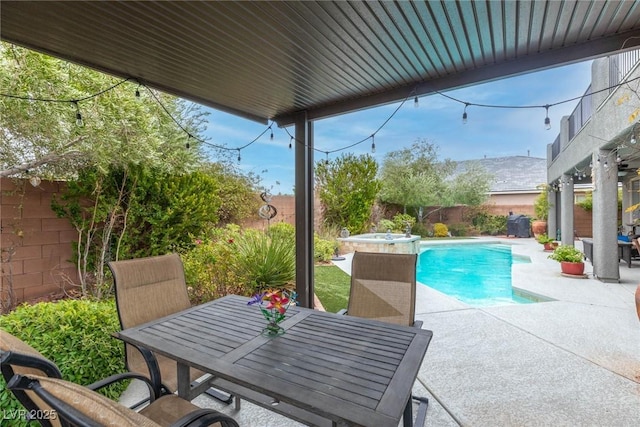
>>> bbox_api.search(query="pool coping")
[332,236,640,426]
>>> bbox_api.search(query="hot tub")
[337,233,421,254]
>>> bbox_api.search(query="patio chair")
[339,251,428,426]
[340,251,421,327]
[7,373,239,427]
[108,253,232,404]
[0,329,155,427]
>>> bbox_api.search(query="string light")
[414,96,419,108]
[6,68,640,161]
[72,100,83,126]
[544,105,551,130]
[371,135,376,153]
[237,149,241,162]
[186,134,191,149]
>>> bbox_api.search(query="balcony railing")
[552,49,640,161]
[609,49,640,93]
[568,85,592,142]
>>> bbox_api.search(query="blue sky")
[201,60,594,195]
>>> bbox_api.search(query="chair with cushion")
[108,253,231,404]
[340,251,421,327]
[7,373,239,427]
[0,329,155,427]
[339,251,428,426]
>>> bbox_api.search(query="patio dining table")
[117,294,433,427]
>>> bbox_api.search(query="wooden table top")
[117,295,433,427]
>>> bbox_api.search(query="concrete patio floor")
[121,237,640,426]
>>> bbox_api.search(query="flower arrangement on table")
[248,288,297,336]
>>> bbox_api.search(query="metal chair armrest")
[87,372,158,404]
[172,408,239,427]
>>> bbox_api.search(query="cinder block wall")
[1,178,78,305]
[242,194,323,231]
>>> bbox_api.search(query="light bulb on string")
[324,152,329,165]
[73,101,83,127]
[604,160,609,170]
[289,137,293,150]
[135,86,141,99]
[371,135,376,153]
[414,96,419,108]
[462,103,468,124]
[631,134,637,144]
[544,105,551,130]
[186,134,191,149]
[237,149,241,163]
[270,129,274,141]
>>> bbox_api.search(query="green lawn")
[314,265,350,313]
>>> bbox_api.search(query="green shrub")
[0,299,126,427]
[377,219,395,233]
[181,225,248,304]
[266,222,295,241]
[234,230,295,293]
[471,212,507,235]
[411,222,430,237]
[392,213,416,232]
[533,184,550,220]
[314,233,338,263]
[433,223,449,237]
[447,223,468,237]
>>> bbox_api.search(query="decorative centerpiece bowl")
[248,289,297,337]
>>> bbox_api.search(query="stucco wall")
[1,178,78,307]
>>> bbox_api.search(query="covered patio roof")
[3,0,640,307]
[3,1,640,126]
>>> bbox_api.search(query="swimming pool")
[417,243,533,306]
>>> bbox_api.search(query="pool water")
[417,243,533,306]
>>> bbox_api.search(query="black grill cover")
[506,214,531,238]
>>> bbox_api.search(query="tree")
[445,161,493,207]
[201,162,260,225]
[315,154,380,234]
[379,139,454,218]
[0,42,217,179]
[379,139,492,221]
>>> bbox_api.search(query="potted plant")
[548,245,585,276]
[531,184,550,238]
[536,233,558,251]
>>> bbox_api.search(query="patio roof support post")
[592,149,620,282]
[294,112,315,308]
[548,188,558,241]
[560,174,574,246]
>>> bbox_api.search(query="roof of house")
[456,156,546,194]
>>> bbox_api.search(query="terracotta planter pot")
[531,220,547,238]
[543,242,558,251]
[560,261,584,276]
